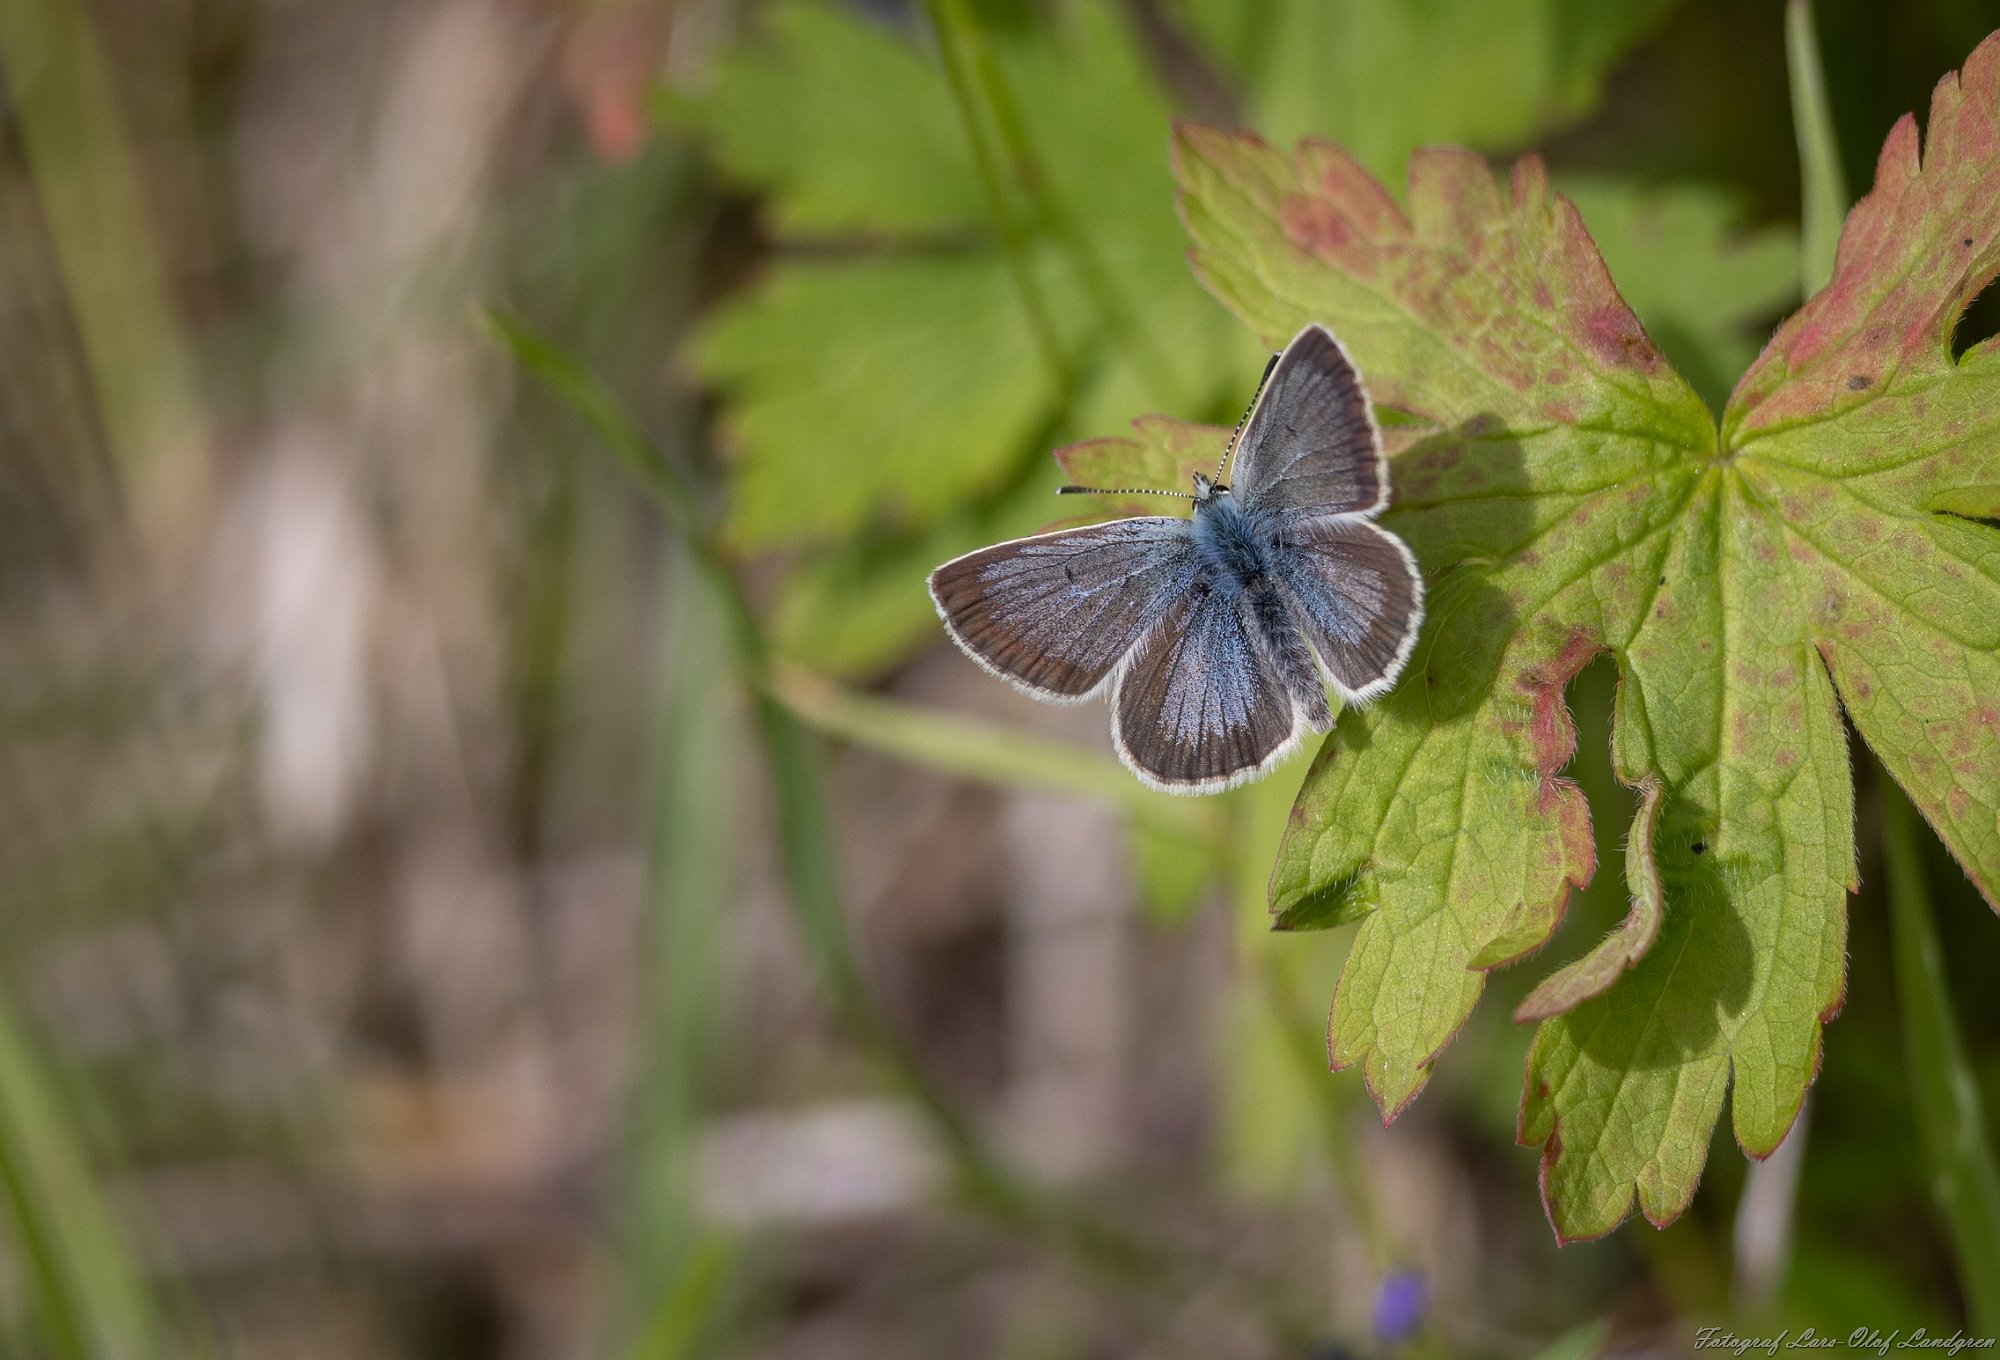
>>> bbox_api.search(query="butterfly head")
[1192,472,1229,507]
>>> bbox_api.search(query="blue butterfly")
[929,324,1425,794]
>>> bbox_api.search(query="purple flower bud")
[1372,1269,1428,1345]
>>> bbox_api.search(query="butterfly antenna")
[1215,349,1281,484]
[1056,484,1196,499]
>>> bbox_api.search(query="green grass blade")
[484,309,705,538]
[1882,779,2000,1330]
[0,0,212,544]
[1785,0,1848,294]
[1527,1320,1610,1360]
[627,1234,737,1360]
[768,666,1217,843]
[0,996,162,1359]
[618,546,743,1351]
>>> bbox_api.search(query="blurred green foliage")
[1170,0,1679,172]
[664,0,1806,681]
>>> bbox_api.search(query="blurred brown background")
[2,0,1997,1356]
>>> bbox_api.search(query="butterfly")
[928,324,1425,794]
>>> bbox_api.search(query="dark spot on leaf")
[1966,238,1976,247]
[1845,373,1872,391]
[1657,575,1666,585]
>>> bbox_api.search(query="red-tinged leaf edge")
[1514,779,1666,1022]
[1051,415,1231,522]
[1727,30,2000,441]
[1170,122,1689,421]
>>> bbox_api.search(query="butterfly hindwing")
[928,518,1198,701]
[1112,585,1306,791]
[1230,325,1387,518]
[1275,516,1424,701]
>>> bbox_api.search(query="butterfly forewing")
[1275,517,1424,701]
[1112,588,1303,791]
[929,518,1197,700]
[1230,325,1386,518]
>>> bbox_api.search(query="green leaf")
[1513,779,1664,1024]
[1176,27,2000,1241]
[674,0,1713,678]
[1053,413,1233,518]
[662,2,979,235]
[1559,179,1800,411]
[1170,0,1682,180]
[669,0,1250,670]
[703,253,1064,547]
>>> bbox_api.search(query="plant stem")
[1785,0,1848,295]
[1882,778,2000,1331]
[768,664,1219,844]
[1257,953,1394,1270]
[916,0,1071,394]
[922,0,1177,395]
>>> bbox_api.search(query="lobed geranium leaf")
[1175,26,2000,1240]
[702,252,1064,547]
[672,0,1713,678]
[661,1,979,235]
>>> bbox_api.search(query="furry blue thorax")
[1190,488,1278,596]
